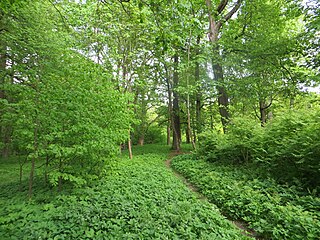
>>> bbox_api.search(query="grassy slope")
[0,144,251,239]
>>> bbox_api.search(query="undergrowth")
[0,144,250,239]
[171,154,320,240]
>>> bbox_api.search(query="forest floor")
[1,144,319,239]
[165,150,259,239]
[0,144,253,239]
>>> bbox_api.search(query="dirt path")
[165,151,260,239]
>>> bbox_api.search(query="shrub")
[198,117,262,164]
[197,108,320,190]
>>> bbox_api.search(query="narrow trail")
[165,151,260,240]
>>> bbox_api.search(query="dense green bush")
[132,125,166,145]
[144,126,166,144]
[197,108,320,190]
[261,109,320,188]
[171,155,320,240]
[198,117,262,164]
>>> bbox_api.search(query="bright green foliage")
[172,154,320,239]
[197,117,262,163]
[259,107,320,188]
[132,125,166,145]
[0,145,251,239]
[1,1,133,187]
[197,104,320,189]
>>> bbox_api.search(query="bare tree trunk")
[172,53,181,151]
[167,118,171,145]
[259,100,272,127]
[186,127,190,144]
[210,101,214,130]
[186,31,196,150]
[28,118,38,199]
[206,0,242,132]
[122,54,133,159]
[195,35,202,142]
[0,42,5,101]
[259,101,267,127]
[137,90,147,146]
[128,130,133,159]
[213,64,229,132]
[0,41,10,157]
[164,63,173,146]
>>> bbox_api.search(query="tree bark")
[205,0,242,132]
[213,64,229,132]
[195,37,202,141]
[164,63,173,146]
[259,100,272,127]
[137,91,147,146]
[28,117,38,199]
[172,53,181,151]
[186,127,190,144]
[0,40,9,157]
[128,130,133,159]
[166,118,171,145]
[259,101,267,127]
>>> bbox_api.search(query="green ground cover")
[0,145,250,239]
[171,154,320,240]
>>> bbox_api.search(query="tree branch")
[217,0,228,14]
[47,0,70,31]
[116,0,131,15]
[223,0,242,22]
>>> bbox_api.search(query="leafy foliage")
[0,145,250,239]
[1,1,133,188]
[172,154,320,239]
[197,104,320,190]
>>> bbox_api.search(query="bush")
[261,109,320,188]
[144,126,166,144]
[132,126,166,145]
[198,117,262,164]
[197,108,320,190]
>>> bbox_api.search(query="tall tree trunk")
[195,51,201,142]
[166,118,171,145]
[259,100,272,127]
[172,53,181,151]
[128,130,133,159]
[213,64,229,132]
[137,91,147,146]
[186,30,196,150]
[0,41,9,157]
[122,55,133,159]
[185,127,190,144]
[28,117,38,199]
[209,101,214,130]
[164,63,173,146]
[0,45,5,100]
[206,0,242,132]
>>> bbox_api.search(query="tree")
[205,0,242,132]
[0,0,133,197]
